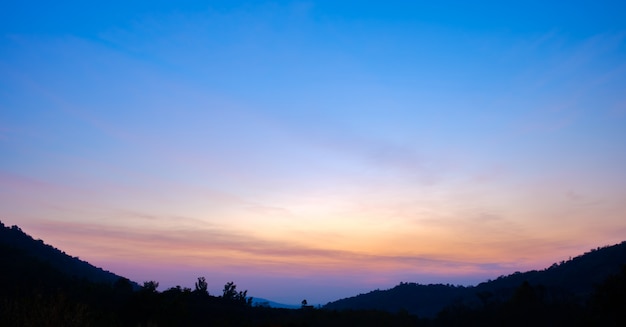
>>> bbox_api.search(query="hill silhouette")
[0,221,138,288]
[1,220,624,326]
[0,221,419,326]
[325,241,626,318]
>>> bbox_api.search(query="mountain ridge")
[324,240,626,318]
[0,220,138,288]
[1,220,624,325]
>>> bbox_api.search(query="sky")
[1,0,626,305]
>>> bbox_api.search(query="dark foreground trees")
[434,269,626,327]
[2,269,625,326]
[3,221,625,326]
[2,238,625,326]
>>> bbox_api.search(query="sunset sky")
[1,1,626,305]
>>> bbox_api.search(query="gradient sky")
[1,1,626,305]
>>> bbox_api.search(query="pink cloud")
[23,219,520,280]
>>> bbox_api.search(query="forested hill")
[325,241,626,318]
[0,220,137,287]
[472,241,626,299]
[1,220,624,325]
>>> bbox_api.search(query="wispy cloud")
[25,218,520,279]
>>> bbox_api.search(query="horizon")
[4,219,623,307]
[1,1,625,305]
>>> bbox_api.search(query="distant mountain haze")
[2,220,625,322]
[0,222,626,326]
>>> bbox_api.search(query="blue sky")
[1,1,626,304]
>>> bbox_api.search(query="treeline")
[0,248,418,326]
[326,240,626,324]
[435,270,626,326]
[0,221,415,326]
[1,221,625,326]
[0,222,131,286]
[2,258,624,326]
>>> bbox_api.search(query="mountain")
[252,297,301,309]
[326,282,469,318]
[0,220,138,288]
[0,221,421,326]
[324,241,626,318]
[1,220,624,326]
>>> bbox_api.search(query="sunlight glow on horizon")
[2,0,626,304]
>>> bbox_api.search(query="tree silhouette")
[222,281,252,306]
[142,281,159,293]
[222,281,237,300]
[194,276,208,296]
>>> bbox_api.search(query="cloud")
[24,218,519,280]
[485,31,626,139]
[243,204,292,216]
[298,127,446,187]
